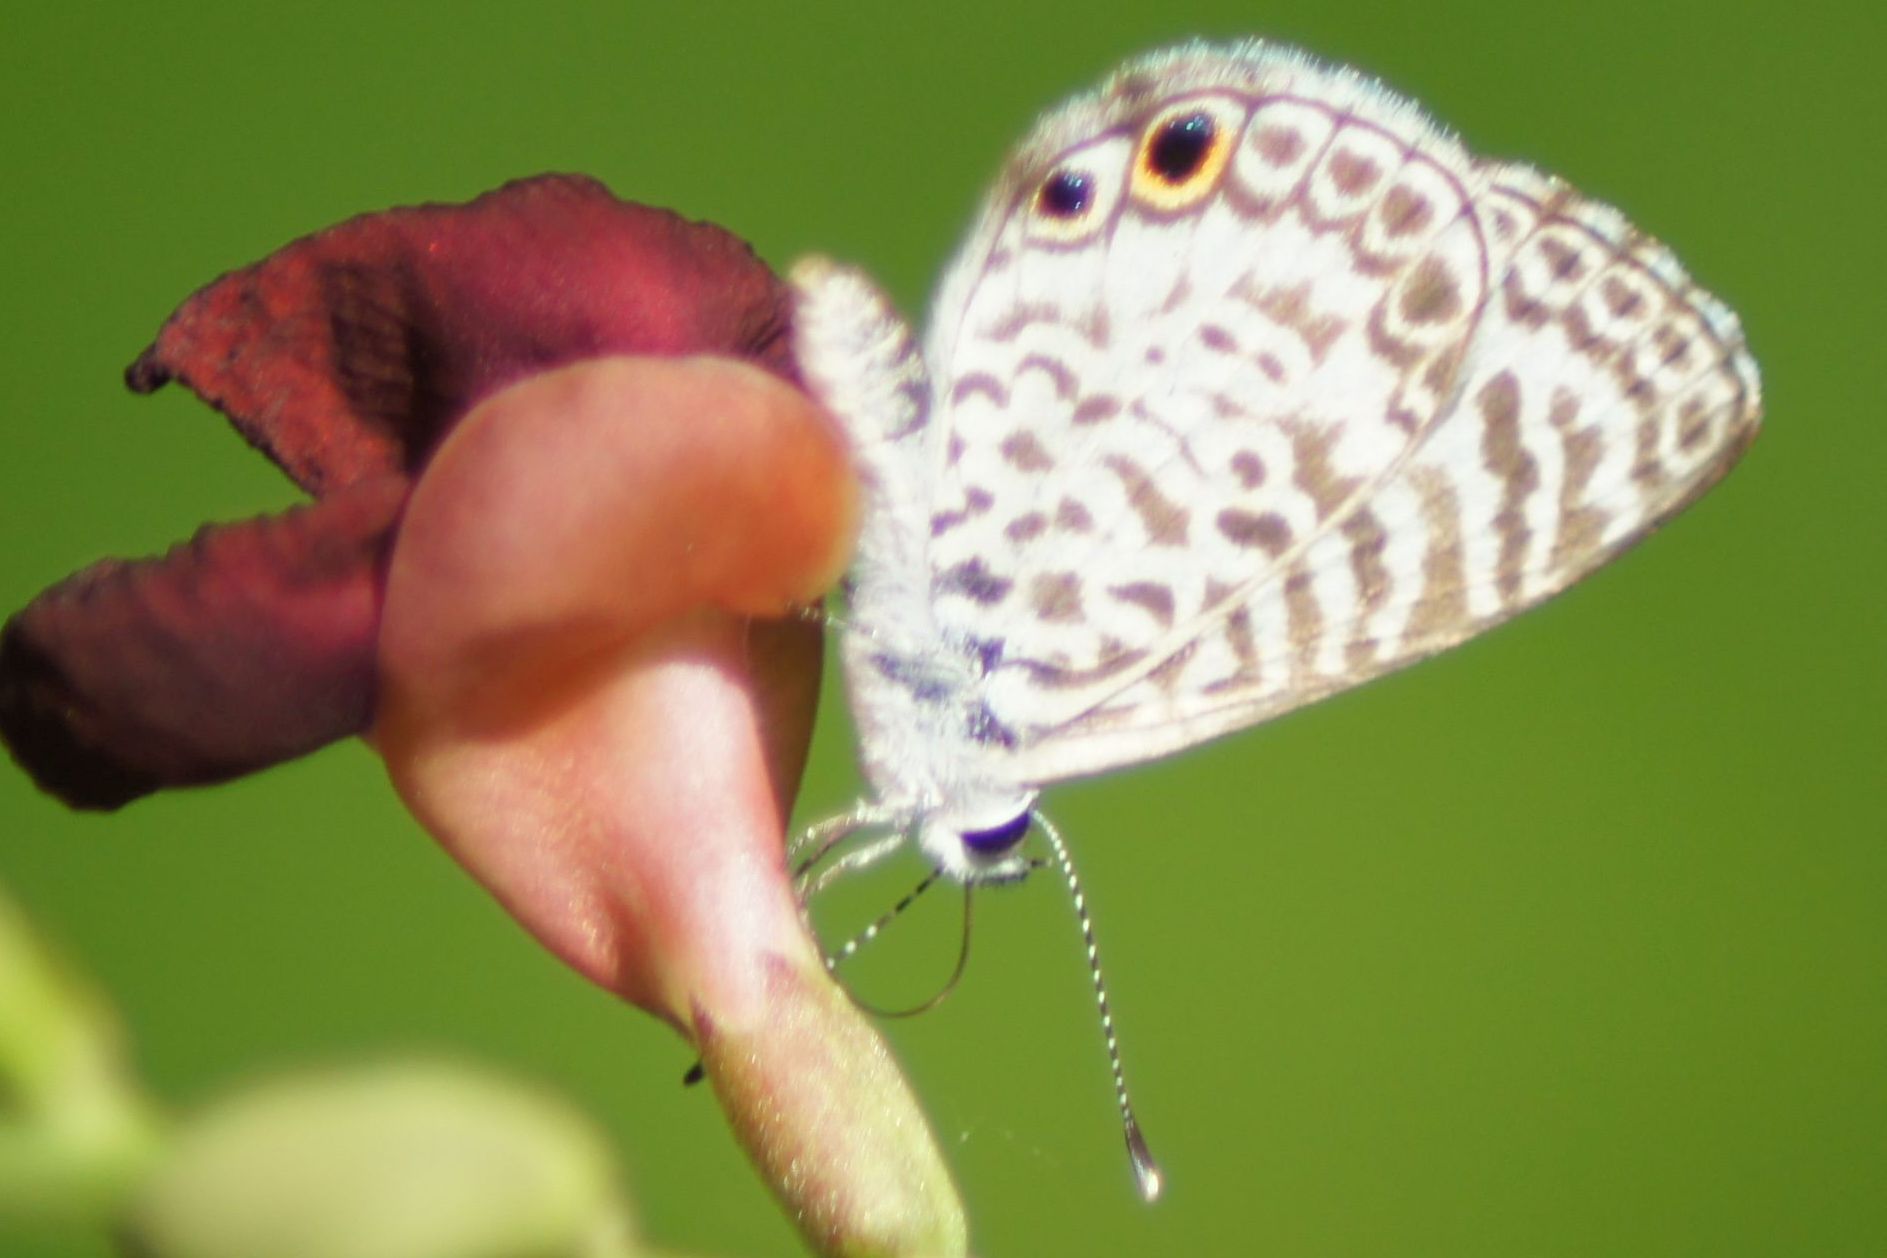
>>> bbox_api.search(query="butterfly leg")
[799,830,906,901]
[788,801,901,876]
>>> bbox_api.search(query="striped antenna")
[830,874,977,1019]
[827,868,945,968]
[1033,811,1163,1202]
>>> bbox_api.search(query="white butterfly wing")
[904,43,1759,786]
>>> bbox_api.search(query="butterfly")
[788,39,1761,1198]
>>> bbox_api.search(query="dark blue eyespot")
[1038,170,1093,219]
[961,811,1032,855]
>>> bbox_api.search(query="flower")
[0,176,965,1256]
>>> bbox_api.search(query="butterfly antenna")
[1033,810,1164,1202]
[828,867,943,968]
[835,875,975,1019]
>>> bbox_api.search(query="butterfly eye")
[1130,95,1245,212]
[960,811,1031,855]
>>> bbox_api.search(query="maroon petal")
[0,477,407,809]
[125,175,793,496]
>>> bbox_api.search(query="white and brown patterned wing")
[1021,165,1759,783]
[914,44,1759,784]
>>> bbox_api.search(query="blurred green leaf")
[0,887,163,1226]
[120,1061,640,1258]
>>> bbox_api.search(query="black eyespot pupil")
[1148,112,1215,183]
[961,812,1031,855]
[1038,170,1092,218]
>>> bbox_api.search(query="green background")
[2,2,1880,1255]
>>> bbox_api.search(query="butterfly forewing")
[900,45,1758,785]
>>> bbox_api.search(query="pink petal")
[374,354,853,1016]
[373,355,965,1253]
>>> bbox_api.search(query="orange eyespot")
[1129,96,1245,212]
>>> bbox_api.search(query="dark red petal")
[0,477,407,809]
[125,175,793,497]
